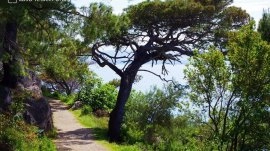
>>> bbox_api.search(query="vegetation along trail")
[49,99,107,151]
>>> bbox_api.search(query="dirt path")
[49,99,108,151]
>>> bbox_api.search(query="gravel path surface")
[50,99,108,151]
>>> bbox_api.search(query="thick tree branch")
[92,44,123,77]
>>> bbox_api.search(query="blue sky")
[72,0,270,92]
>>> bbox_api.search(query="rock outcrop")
[20,71,53,132]
[0,22,53,132]
[23,97,53,132]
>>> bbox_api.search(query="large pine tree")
[82,0,250,142]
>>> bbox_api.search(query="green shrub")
[42,89,62,99]
[122,84,191,150]
[61,94,76,106]
[44,90,76,107]
[51,91,62,99]
[81,105,93,115]
[78,82,117,111]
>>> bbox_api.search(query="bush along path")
[49,99,107,151]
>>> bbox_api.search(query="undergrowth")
[72,109,141,151]
[0,89,56,151]
[0,114,56,151]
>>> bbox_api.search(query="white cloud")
[233,0,270,24]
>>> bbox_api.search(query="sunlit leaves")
[185,48,231,106]
[228,22,270,98]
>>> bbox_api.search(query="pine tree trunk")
[0,22,17,110]
[108,73,136,142]
[107,49,146,142]
[1,22,18,88]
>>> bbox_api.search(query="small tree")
[185,22,270,150]
[82,0,249,142]
[228,22,270,150]
[78,80,118,112]
[185,48,237,150]
[258,9,270,42]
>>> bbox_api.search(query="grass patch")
[71,109,141,151]
[45,127,58,139]
[72,110,108,128]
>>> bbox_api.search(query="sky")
[72,0,270,92]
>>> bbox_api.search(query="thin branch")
[96,49,129,60]
[122,58,133,71]
[138,69,173,83]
